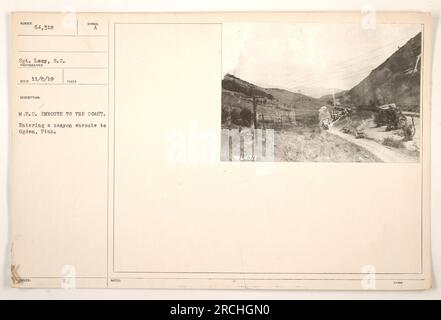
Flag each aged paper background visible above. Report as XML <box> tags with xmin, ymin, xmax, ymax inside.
<box><xmin>1</xmin><ymin>1</ymin><xmax>439</xmax><ymax>297</ymax></box>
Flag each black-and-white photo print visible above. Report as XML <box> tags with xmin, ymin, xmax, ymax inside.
<box><xmin>221</xmin><ymin>23</ymin><xmax>422</xmax><ymax>162</ymax></box>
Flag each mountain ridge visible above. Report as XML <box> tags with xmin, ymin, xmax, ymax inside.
<box><xmin>221</xmin><ymin>31</ymin><xmax>422</xmax><ymax>128</ymax></box>
<box><xmin>341</xmin><ymin>32</ymin><xmax>421</xmax><ymax>111</ymax></box>
<box><xmin>222</xmin><ymin>73</ymin><xmax>322</xmax><ymax>111</ymax></box>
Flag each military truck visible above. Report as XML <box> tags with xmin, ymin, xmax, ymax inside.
<box><xmin>375</xmin><ymin>103</ymin><xmax>416</xmax><ymax>141</ymax></box>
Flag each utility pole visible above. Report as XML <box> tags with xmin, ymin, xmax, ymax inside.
<box><xmin>252</xmin><ymin>95</ymin><xmax>258</xmax><ymax>129</ymax></box>
<box><xmin>251</xmin><ymin>89</ymin><xmax>266</xmax><ymax>129</ymax></box>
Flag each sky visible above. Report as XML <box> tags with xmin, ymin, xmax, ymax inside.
<box><xmin>222</xmin><ymin>23</ymin><xmax>422</xmax><ymax>94</ymax></box>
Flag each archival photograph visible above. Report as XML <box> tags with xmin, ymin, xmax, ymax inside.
<box><xmin>220</xmin><ymin>23</ymin><xmax>422</xmax><ymax>162</ymax></box>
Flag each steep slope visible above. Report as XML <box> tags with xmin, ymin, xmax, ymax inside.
<box><xmin>222</xmin><ymin>74</ymin><xmax>274</xmax><ymax>100</ymax></box>
<box><xmin>343</xmin><ymin>32</ymin><xmax>421</xmax><ymax>112</ymax></box>
<box><xmin>263</xmin><ymin>87</ymin><xmax>322</xmax><ymax>111</ymax></box>
<box><xmin>222</xmin><ymin>73</ymin><xmax>322</xmax><ymax>112</ymax></box>
<box><xmin>221</xmin><ymin>74</ymin><xmax>323</xmax><ymax>127</ymax></box>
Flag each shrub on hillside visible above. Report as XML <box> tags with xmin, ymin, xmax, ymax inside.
<box><xmin>240</xmin><ymin>108</ymin><xmax>253</xmax><ymax>127</ymax></box>
<box><xmin>231</xmin><ymin>108</ymin><xmax>242</xmax><ymax>126</ymax></box>
<box><xmin>221</xmin><ymin>108</ymin><xmax>229</xmax><ymax>124</ymax></box>
<box><xmin>382</xmin><ymin>136</ymin><xmax>404</xmax><ymax>148</ymax></box>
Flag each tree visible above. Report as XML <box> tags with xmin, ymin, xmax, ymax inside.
<box><xmin>231</xmin><ymin>108</ymin><xmax>241</xmax><ymax>125</ymax></box>
<box><xmin>240</xmin><ymin>108</ymin><xmax>253</xmax><ymax>127</ymax></box>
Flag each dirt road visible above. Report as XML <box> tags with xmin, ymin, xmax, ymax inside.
<box><xmin>328</xmin><ymin>126</ymin><xmax>417</xmax><ymax>163</ymax></box>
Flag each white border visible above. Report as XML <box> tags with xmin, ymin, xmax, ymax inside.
<box><xmin>1</xmin><ymin>0</ymin><xmax>440</xmax><ymax>299</ymax></box>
